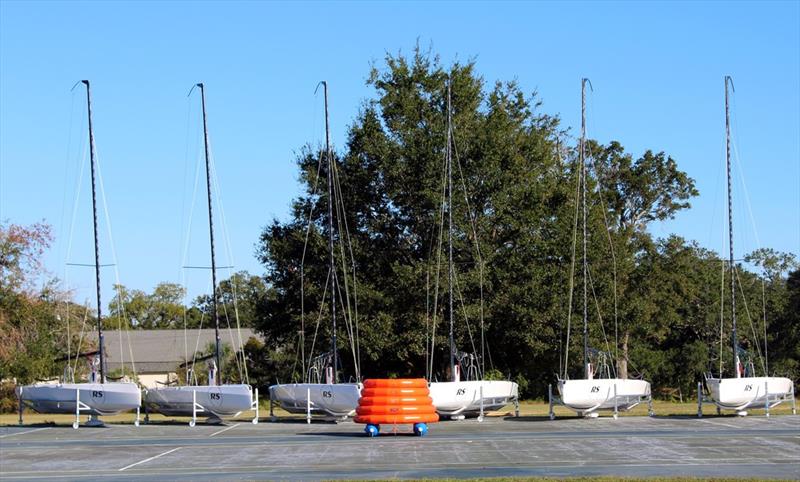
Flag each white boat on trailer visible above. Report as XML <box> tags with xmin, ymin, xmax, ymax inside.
<box><xmin>429</xmin><ymin>379</ymin><xmax>518</xmax><ymax>418</ymax></box>
<box><xmin>269</xmin><ymin>384</ymin><xmax>360</xmax><ymax>418</ymax></box>
<box><xmin>19</xmin><ymin>379</ymin><xmax>141</xmax><ymax>428</ymax></box>
<box><xmin>557</xmin><ymin>367</ymin><xmax>652</xmax><ymax>418</ymax></box>
<box><xmin>553</xmin><ymin>78</ymin><xmax>652</xmax><ymax>419</ymax></box>
<box><xmin>143</xmin><ymin>83</ymin><xmax>258</xmax><ymax>425</ymax></box>
<box><xmin>705</xmin><ymin>376</ymin><xmax>794</xmax><ymax>415</ymax></box>
<box><xmin>17</xmin><ymin>80</ymin><xmax>141</xmax><ymax>428</ymax></box>
<box><xmin>700</xmin><ymin>77</ymin><xmax>795</xmax><ymax>417</ymax></box>
<box><xmin>269</xmin><ymin>82</ymin><xmax>362</xmax><ymax>420</ymax></box>
<box><xmin>269</xmin><ymin>372</ymin><xmax>361</xmax><ymax>419</ymax></box>
<box><xmin>145</xmin><ymin>377</ymin><xmax>257</xmax><ymax>425</ymax></box>
<box><xmin>427</xmin><ymin>81</ymin><xmax>518</xmax><ymax>419</ymax></box>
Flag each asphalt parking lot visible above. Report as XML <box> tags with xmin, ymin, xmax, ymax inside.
<box><xmin>1</xmin><ymin>415</ymin><xmax>798</xmax><ymax>480</ymax></box>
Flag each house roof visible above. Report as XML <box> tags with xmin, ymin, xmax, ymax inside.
<box><xmin>86</xmin><ymin>328</ymin><xmax>261</xmax><ymax>373</ymax></box>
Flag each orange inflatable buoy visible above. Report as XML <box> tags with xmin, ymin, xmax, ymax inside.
<box><xmin>360</xmin><ymin>387</ymin><xmax>430</xmax><ymax>398</ymax></box>
<box><xmin>363</xmin><ymin>379</ymin><xmax>428</xmax><ymax>389</ymax></box>
<box><xmin>355</xmin><ymin>378</ymin><xmax>439</xmax><ymax>437</ymax></box>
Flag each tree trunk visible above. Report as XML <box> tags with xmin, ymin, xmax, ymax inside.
<box><xmin>618</xmin><ymin>330</ymin><xmax>629</xmax><ymax>379</ymax></box>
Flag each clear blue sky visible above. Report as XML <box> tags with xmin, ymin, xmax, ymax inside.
<box><xmin>1</xmin><ymin>1</ymin><xmax>798</xmax><ymax>304</ymax></box>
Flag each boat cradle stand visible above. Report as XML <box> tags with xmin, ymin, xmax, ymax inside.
<box><xmin>475</xmin><ymin>384</ymin><xmax>520</xmax><ymax>421</ymax></box>
<box><xmin>267</xmin><ymin>386</ymin><xmax>314</xmax><ymax>425</ymax></box>
<box><xmin>697</xmin><ymin>381</ymin><xmax>797</xmax><ymax>418</ymax></box>
<box><xmin>548</xmin><ymin>383</ymin><xmax>654</xmax><ymax>420</ymax></box>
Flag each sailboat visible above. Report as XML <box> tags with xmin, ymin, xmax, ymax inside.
<box><xmin>555</xmin><ymin>78</ymin><xmax>652</xmax><ymax>418</ymax></box>
<box><xmin>703</xmin><ymin>76</ymin><xmax>794</xmax><ymax>416</ymax></box>
<box><xmin>268</xmin><ymin>82</ymin><xmax>362</xmax><ymax>419</ymax></box>
<box><xmin>428</xmin><ymin>81</ymin><xmax>519</xmax><ymax>420</ymax></box>
<box><xmin>143</xmin><ymin>83</ymin><xmax>257</xmax><ymax>426</ymax></box>
<box><xmin>17</xmin><ymin>80</ymin><xmax>141</xmax><ymax>428</ymax></box>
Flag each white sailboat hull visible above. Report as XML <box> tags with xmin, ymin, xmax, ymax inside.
<box><xmin>17</xmin><ymin>382</ymin><xmax>141</xmax><ymax>415</ymax></box>
<box><xmin>144</xmin><ymin>384</ymin><xmax>253</xmax><ymax>418</ymax></box>
<box><xmin>269</xmin><ymin>383</ymin><xmax>361</xmax><ymax>417</ymax></box>
<box><xmin>706</xmin><ymin>376</ymin><xmax>794</xmax><ymax>411</ymax></box>
<box><xmin>429</xmin><ymin>380</ymin><xmax>518</xmax><ymax>417</ymax></box>
<box><xmin>558</xmin><ymin>378</ymin><xmax>651</xmax><ymax>413</ymax></box>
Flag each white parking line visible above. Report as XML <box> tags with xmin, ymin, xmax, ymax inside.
<box><xmin>0</xmin><ymin>427</ymin><xmax>51</xmax><ymax>439</ymax></box>
<box><xmin>118</xmin><ymin>447</ymin><xmax>181</xmax><ymax>472</ymax></box>
<box><xmin>209</xmin><ymin>423</ymin><xmax>240</xmax><ymax>437</ymax></box>
<box><xmin>699</xmin><ymin>418</ymin><xmax>746</xmax><ymax>429</ymax></box>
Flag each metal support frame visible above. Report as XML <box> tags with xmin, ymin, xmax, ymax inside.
<box><xmin>251</xmin><ymin>388</ymin><xmax>260</xmax><ymax>424</ymax></box>
<box><xmin>765</xmin><ymin>380</ymin><xmax>770</xmax><ymax>418</ymax></box>
<box><xmin>613</xmin><ymin>384</ymin><xmax>619</xmax><ymax>419</ymax></box>
<box><xmin>18</xmin><ymin>386</ymin><xmax>23</xmax><ymax>426</ymax></box>
<box><xmin>792</xmin><ymin>382</ymin><xmax>797</xmax><ymax>415</ymax></box>
<box><xmin>697</xmin><ymin>381</ymin><xmax>705</xmax><ymax>418</ymax></box>
<box><xmin>74</xmin><ymin>388</ymin><xmax>93</xmax><ymax>429</ymax></box>
<box><xmin>306</xmin><ymin>387</ymin><xmax>311</xmax><ymax>425</ymax></box>
<box><xmin>514</xmin><ymin>394</ymin><xmax>520</xmax><ymax>418</ymax></box>
<box><xmin>269</xmin><ymin>386</ymin><xmax>277</xmax><ymax>421</ymax></box>
<box><xmin>548</xmin><ymin>384</ymin><xmax>555</xmax><ymax>420</ymax></box>
<box><xmin>647</xmin><ymin>392</ymin><xmax>655</xmax><ymax>417</ymax></box>
<box><xmin>190</xmin><ymin>389</ymin><xmax>205</xmax><ymax>427</ymax></box>
<box><xmin>696</xmin><ymin>381</ymin><xmax>721</xmax><ymax>417</ymax></box>
<box><xmin>134</xmin><ymin>406</ymin><xmax>140</xmax><ymax>427</ymax></box>
<box><xmin>478</xmin><ymin>385</ymin><xmax>484</xmax><ymax>422</ymax></box>
<box><xmin>143</xmin><ymin>389</ymin><xmax>150</xmax><ymax>424</ymax></box>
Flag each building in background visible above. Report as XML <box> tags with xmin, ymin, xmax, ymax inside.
<box><xmin>88</xmin><ymin>329</ymin><xmax>261</xmax><ymax>388</ymax></box>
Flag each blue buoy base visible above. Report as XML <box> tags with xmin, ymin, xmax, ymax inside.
<box><xmin>413</xmin><ymin>422</ymin><xmax>428</xmax><ymax>436</ymax></box>
<box><xmin>365</xmin><ymin>424</ymin><xmax>380</xmax><ymax>437</ymax></box>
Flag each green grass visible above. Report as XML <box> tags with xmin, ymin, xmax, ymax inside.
<box><xmin>2</xmin><ymin>399</ymin><xmax>796</xmax><ymax>426</ymax></box>
<box><xmin>507</xmin><ymin>398</ymin><xmax>798</xmax><ymax>418</ymax></box>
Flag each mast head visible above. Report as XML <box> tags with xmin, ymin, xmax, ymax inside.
<box><xmin>315</xmin><ymin>80</ymin><xmax>327</xmax><ymax>95</ymax></box>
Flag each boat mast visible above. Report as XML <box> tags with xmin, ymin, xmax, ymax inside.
<box><xmin>725</xmin><ymin>75</ymin><xmax>739</xmax><ymax>378</ymax></box>
<box><xmin>197</xmin><ymin>83</ymin><xmax>221</xmax><ymax>385</ymax></box>
<box><xmin>83</xmin><ymin>80</ymin><xmax>106</xmax><ymax>384</ymax></box>
<box><xmin>447</xmin><ymin>81</ymin><xmax>456</xmax><ymax>382</ymax></box>
<box><xmin>581</xmin><ymin>78</ymin><xmax>590</xmax><ymax>379</ymax></box>
<box><xmin>321</xmin><ymin>81</ymin><xmax>338</xmax><ymax>384</ymax></box>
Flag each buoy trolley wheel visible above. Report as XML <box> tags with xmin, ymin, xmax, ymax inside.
<box><xmin>365</xmin><ymin>424</ymin><xmax>380</xmax><ymax>437</ymax></box>
<box><xmin>413</xmin><ymin>422</ymin><xmax>428</xmax><ymax>436</ymax></box>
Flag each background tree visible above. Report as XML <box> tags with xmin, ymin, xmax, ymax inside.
<box><xmin>109</xmin><ymin>282</ymin><xmax>196</xmax><ymax>329</ymax></box>
<box><xmin>252</xmin><ymin>46</ymin><xmax>796</xmax><ymax>399</ymax></box>
<box><xmin>0</xmin><ymin>222</ymin><xmax>77</xmax><ymax>411</ymax></box>
<box><xmin>587</xmin><ymin>140</ymin><xmax>699</xmax><ymax>378</ymax></box>
<box><xmin>3</xmin><ymin>49</ymin><xmax>796</xmax><ymax>404</ymax></box>
<box><xmin>193</xmin><ymin>271</ymin><xmax>267</xmax><ymax>328</ymax></box>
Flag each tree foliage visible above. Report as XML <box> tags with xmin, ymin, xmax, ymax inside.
<box><xmin>108</xmin><ymin>271</ymin><xmax>265</xmax><ymax>330</ymax></box>
<box><xmin>253</xmin><ymin>46</ymin><xmax>799</xmax><ymax>398</ymax></box>
<box><xmin>2</xmin><ymin>48</ymin><xmax>798</xmax><ymax>406</ymax></box>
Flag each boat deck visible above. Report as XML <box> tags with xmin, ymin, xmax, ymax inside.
<box><xmin>1</xmin><ymin>415</ymin><xmax>798</xmax><ymax>480</ymax></box>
